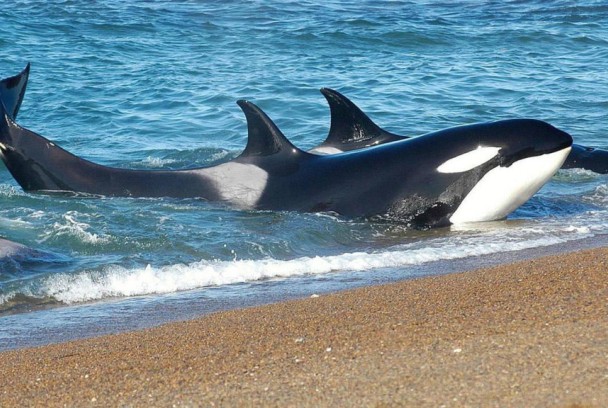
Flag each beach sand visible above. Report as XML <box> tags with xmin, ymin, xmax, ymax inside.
<box><xmin>1</xmin><ymin>247</ymin><xmax>607</xmax><ymax>407</ymax></box>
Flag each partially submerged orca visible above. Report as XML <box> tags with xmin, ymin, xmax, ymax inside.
<box><xmin>0</xmin><ymin>237</ymin><xmax>66</xmax><ymax>271</ymax></box>
<box><xmin>561</xmin><ymin>144</ymin><xmax>608</xmax><ymax>174</ymax></box>
<box><xmin>0</xmin><ymin>236</ymin><xmax>54</xmax><ymax>264</ymax></box>
<box><xmin>0</xmin><ymin>237</ymin><xmax>31</xmax><ymax>259</ymax></box>
<box><xmin>313</xmin><ymin>88</ymin><xmax>608</xmax><ymax>174</ymax></box>
<box><xmin>0</xmin><ymin>85</ymin><xmax>572</xmax><ymax>227</ymax></box>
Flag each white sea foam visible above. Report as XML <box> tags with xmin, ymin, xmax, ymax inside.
<box><xmin>562</xmin><ymin>225</ymin><xmax>591</xmax><ymax>234</ymax></box>
<box><xmin>0</xmin><ymin>293</ymin><xmax>15</xmax><ymax>306</ymax></box>
<box><xmin>209</xmin><ymin>150</ymin><xmax>231</xmax><ymax>162</ymax></box>
<box><xmin>0</xmin><ymin>184</ymin><xmax>25</xmax><ymax>198</ymax></box>
<box><xmin>141</xmin><ymin>156</ymin><xmax>177</xmax><ymax>168</ymax></box>
<box><xmin>556</xmin><ymin>168</ymin><xmax>600</xmax><ymax>181</ymax></box>
<box><xmin>24</xmin><ymin>226</ymin><xmax>591</xmax><ymax>305</ymax></box>
<box><xmin>0</xmin><ymin>216</ymin><xmax>32</xmax><ymax>229</ymax></box>
<box><xmin>584</xmin><ymin>184</ymin><xmax>608</xmax><ymax>203</ymax></box>
<box><xmin>43</xmin><ymin>212</ymin><xmax>110</xmax><ymax>245</ymax></box>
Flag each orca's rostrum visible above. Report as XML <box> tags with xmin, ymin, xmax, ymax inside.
<box><xmin>0</xmin><ymin>99</ymin><xmax>571</xmax><ymax>228</ymax></box>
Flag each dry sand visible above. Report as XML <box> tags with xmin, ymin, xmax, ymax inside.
<box><xmin>1</xmin><ymin>247</ymin><xmax>607</xmax><ymax>407</ymax></box>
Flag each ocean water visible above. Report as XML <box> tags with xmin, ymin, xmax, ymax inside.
<box><xmin>1</xmin><ymin>0</ymin><xmax>608</xmax><ymax>350</ymax></box>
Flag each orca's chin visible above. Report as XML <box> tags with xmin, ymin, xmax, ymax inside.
<box><xmin>449</xmin><ymin>146</ymin><xmax>572</xmax><ymax>224</ymax></box>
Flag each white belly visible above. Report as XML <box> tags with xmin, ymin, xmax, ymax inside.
<box><xmin>449</xmin><ymin>146</ymin><xmax>572</xmax><ymax>224</ymax></box>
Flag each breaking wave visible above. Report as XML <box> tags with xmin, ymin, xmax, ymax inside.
<box><xmin>0</xmin><ymin>223</ymin><xmax>593</xmax><ymax>306</ymax></box>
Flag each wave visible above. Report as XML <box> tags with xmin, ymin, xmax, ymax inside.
<box><xmin>41</xmin><ymin>212</ymin><xmax>111</xmax><ymax>245</ymax></box>
<box><xmin>0</xmin><ymin>224</ymin><xmax>592</xmax><ymax>307</ymax></box>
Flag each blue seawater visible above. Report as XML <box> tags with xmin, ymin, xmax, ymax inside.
<box><xmin>1</xmin><ymin>1</ymin><xmax>608</xmax><ymax>349</ymax></box>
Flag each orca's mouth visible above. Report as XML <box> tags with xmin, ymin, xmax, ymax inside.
<box><xmin>500</xmin><ymin>147</ymin><xmax>541</xmax><ymax>167</ymax></box>
<box><xmin>500</xmin><ymin>142</ymin><xmax>573</xmax><ymax>168</ymax></box>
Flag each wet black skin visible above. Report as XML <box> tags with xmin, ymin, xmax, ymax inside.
<box><xmin>0</xmin><ymin>63</ymin><xmax>29</xmax><ymax>120</ymax></box>
<box><xmin>0</xmin><ymin>95</ymin><xmax>572</xmax><ymax>228</ymax></box>
<box><xmin>251</xmin><ymin>117</ymin><xmax>572</xmax><ymax>227</ymax></box>
<box><xmin>0</xmin><ymin>65</ymin><xmax>574</xmax><ymax>227</ymax></box>
<box><xmin>0</xmin><ymin>112</ymin><xmax>222</xmax><ymax>199</ymax></box>
<box><xmin>561</xmin><ymin>144</ymin><xmax>608</xmax><ymax>174</ymax></box>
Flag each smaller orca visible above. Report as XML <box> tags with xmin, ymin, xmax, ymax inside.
<box><xmin>0</xmin><ymin>63</ymin><xmax>30</xmax><ymax>120</ymax></box>
<box><xmin>561</xmin><ymin>144</ymin><xmax>608</xmax><ymax>174</ymax></box>
<box><xmin>309</xmin><ymin>88</ymin><xmax>403</xmax><ymax>154</ymax></box>
<box><xmin>0</xmin><ymin>236</ymin><xmax>55</xmax><ymax>264</ymax></box>
<box><xmin>0</xmin><ymin>236</ymin><xmax>67</xmax><ymax>273</ymax></box>
<box><xmin>0</xmin><ymin>237</ymin><xmax>31</xmax><ymax>259</ymax></box>
<box><xmin>314</xmin><ymin>88</ymin><xmax>608</xmax><ymax>174</ymax></box>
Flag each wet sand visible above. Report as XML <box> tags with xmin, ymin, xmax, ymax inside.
<box><xmin>1</xmin><ymin>247</ymin><xmax>607</xmax><ymax>407</ymax></box>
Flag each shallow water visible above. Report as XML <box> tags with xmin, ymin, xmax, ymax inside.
<box><xmin>1</xmin><ymin>1</ymin><xmax>608</xmax><ymax>350</ymax></box>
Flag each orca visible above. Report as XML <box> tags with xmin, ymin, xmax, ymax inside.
<box><xmin>0</xmin><ymin>237</ymin><xmax>66</xmax><ymax>272</ymax></box>
<box><xmin>0</xmin><ymin>237</ymin><xmax>51</xmax><ymax>264</ymax></box>
<box><xmin>0</xmin><ymin>63</ymin><xmax>30</xmax><ymax>120</ymax></box>
<box><xmin>561</xmin><ymin>144</ymin><xmax>608</xmax><ymax>174</ymax></box>
<box><xmin>314</xmin><ymin>88</ymin><xmax>608</xmax><ymax>174</ymax></box>
<box><xmin>0</xmin><ymin>237</ymin><xmax>30</xmax><ymax>259</ymax></box>
<box><xmin>0</xmin><ymin>92</ymin><xmax>572</xmax><ymax>228</ymax></box>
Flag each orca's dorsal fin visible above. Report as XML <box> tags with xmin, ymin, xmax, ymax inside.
<box><xmin>318</xmin><ymin>88</ymin><xmax>405</xmax><ymax>151</ymax></box>
<box><xmin>237</xmin><ymin>100</ymin><xmax>304</xmax><ymax>157</ymax></box>
<box><xmin>0</xmin><ymin>63</ymin><xmax>30</xmax><ymax>120</ymax></box>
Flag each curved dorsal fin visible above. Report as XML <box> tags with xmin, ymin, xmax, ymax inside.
<box><xmin>318</xmin><ymin>88</ymin><xmax>405</xmax><ymax>151</ymax></box>
<box><xmin>237</xmin><ymin>100</ymin><xmax>304</xmax><ymax>157</ymax></box>
<box><xmin>0</xmin><ymin>63</ymin><xmax>30</xmax><ymax>120</ymax></box>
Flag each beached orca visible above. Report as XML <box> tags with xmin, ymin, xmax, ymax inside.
<box><xmin>0</xmin><ymin>63</ymin><xmax>29</xmax><ymax>120</ymax></box>
<box><xmin>314</xmin><ymin>88</ymin><xmax>608</xmax><ymax>174</ymax></box>
<box><xmin>0</xmin><ymin>91</ymin><xmax>572</xmax><ymax>227</ymax></box>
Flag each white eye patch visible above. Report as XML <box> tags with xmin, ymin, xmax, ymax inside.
<box><xmin>437</xmin><ymin>146</ymin><xmax>501</xmax><ymax>174</ymax></box>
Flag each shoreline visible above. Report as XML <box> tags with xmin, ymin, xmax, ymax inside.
<box><xmin>4</xmin><ymin>232</ymin><xmax>608</xmax><ymax>352</ymax></box>
<box><xmin>1</xmin><ymin>247</ymin><xmax>607</xmax><ymax>406</ymax></box>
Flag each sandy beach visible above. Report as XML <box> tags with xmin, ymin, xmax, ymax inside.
<box><xmin>1</xmin><ymin>247</ymin><xmax>607</xmax><ymax>407</ymax></box>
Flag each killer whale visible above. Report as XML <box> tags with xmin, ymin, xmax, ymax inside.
<box><xmin>561</xmin><ymin>144</ymin><xmax>608</xmax><ymax>174</ymax></box>
<box><xmin>0</xmin><ymin>237</ymin><xmax>31</xmax><ymax>259</ymax></box>
<box><xmin>0</xmin><ymin>236</ymin><xmax>53</xmax><ymax>264</ymax></box>
<box><xmin>0</xmin><ymin>237</ymin><xmax>67</xmax><ymax>271</ymax></box>
<box><xmin>0</xmin><ymin>90</ymin><xmax>572</xmax><ymax>227</ymax></box>
<box><xmin>314</xmin><ymin>88</ymin><xmax>608</xmax><ymax>174</ymax></box>
<box><xmin>0</xmin><ymin>236</ymin><xmax>42</xmax><ymax>273</ymax></box>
